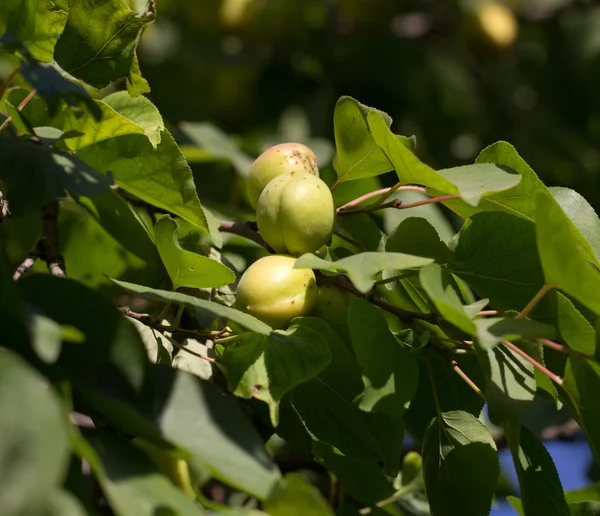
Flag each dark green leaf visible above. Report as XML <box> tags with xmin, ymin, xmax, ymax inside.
<box><xmin>0</xmin><ymin>351</ymin><xmax>70</xmax><ymax>516</ymax></box>
<box><xmin>338</xmin><ymin>213</ymin><xmax>385</xmax><ymax>252</ymax></box>
<box><xmin>111</xmin><ymin>278</ymin><xmax>272</xmax><ymax>334</ymax></box>
<box><xmin>76</xmin><ymin>130</ymin><xmax>209</xmax><ymax>231</ymax></box>
<box><xmin>263</xmin><ymin>473</ymin><xmax>335</xmax><ymax>516</ymax></box>
<box><xmin>536</xmin><ymin>191</ymin><xmax>600</xmax><ymax>315</ymax></box>
<box><xmin>504</xmin><ymin>419</ymin><xmax>570</xmax><ymax>516</ymax></box>
<box><xmin>422</xmin><ymin>411</ymin><xmax>499</xmax><ymax>516</ymax></box>
<box><xmin>475</xmin><ymin>317</ymin><xmax>556</xmax><ymax>351</ymax></box>
<box><xmin>222</xmin><ymin>317</ymin><xmax>332</xmax><ymax>425</ymax></box>
<box><xmin>79</xmin><ymin>429</ymin><xmax>205</xmax><ymax>515</ymax></box>
<box><xmin>348</xmin><ymin>299</ymin><xmax>419</xmax><ymax>416</ymax></box>
<box><xmin>386</xmin><ymin>217</ymin><xmax>453</xmax><ymax>262</ymax></box>
<box><xmin>451</xmin><ymin>212</ymin><xmax>544</xmax><ymax>312</ymax></box>
<box><xmin>419</xmin><ymin>263</ymin><xmax>475</xmax><ymax>334</ymax></box>
<box><xmin>0</xmin><ymin>137</ymin><xmax>112</xmax><ymax>216</ymax></box>
<box><xmin>155</xmin><ymin>215</ymin><xmax>234</xmax><ymax>289</ymax></box>
<box><xmin>294</xmin><ymin>252</ymin><xmax>432</xmax><ymax>293</ymax></box>
<box><xmin>564</xmin><ymin>357</ymin><xmax>600</xmax><ymax>467</ymax></box>
<box><xmin>0</xmin><ymin>0</ymin><xmax>68</xmax><ymax>61</ymax></box>
<box><xmin>54</xmin><ymin>0</ymin><xmax>155</xmax><ymax>90</ymax></box>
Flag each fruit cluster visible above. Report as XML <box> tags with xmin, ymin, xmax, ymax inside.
<box><xmin>236</xmin><ymin>143</ymin><xmax>345</xmax><ymax>329</ymax></box>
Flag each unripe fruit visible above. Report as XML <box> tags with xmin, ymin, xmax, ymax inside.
<box><xmin>257</xmin><ymin>171</ymin><xmax>335</xmax><ymax>256</ymax></box>
<box><xmin>247</xmin><ymin>143</ymin><xmax>318</xmax><ymax>209</ymax></box>
<box><xmin>473</xmin><ymin>2</ymin><xmax>518</xmax><ymax>49</ymax></box>
<box><xmin>312</xmin><ymin>284</ymin><xmax>351</xmax><ymax>339</ymax></box>
<box><xmin>236</xmin><ymin>255</ymin><xmax>318</xmax><ymax>328</ymax></box>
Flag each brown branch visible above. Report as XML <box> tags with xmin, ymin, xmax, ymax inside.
<box><xmin>219</xmin><ymin>220</ymin><xmax>269</xmax><ymax>249</ymax></box>
<box><xmin>13</xmin><ymin>251</ymin><xmax>38</xmax><ymax>280</ymax></box>
<box><xmin>337</xmin><ymin>193</ymin><xmax>460</xmax><ymax>216</ymax></box>
<box><xmin>336</xmin><ymin>185</ymin><xmax>427</xmax><ymax>212</ymax></box>
<box><xmin>39</xmin><ymin>201</ymin><xmax>66</xmax><ymax>278</ymax></box>
<box><xmin>538</xmin><ymin>338</ymin><xmax>596</xmax><ymax>360</ymax></box>
<box><xmin>0</xmin><ymin>88</ymin><xmax>37</xmax><ymax>133</ymax></box>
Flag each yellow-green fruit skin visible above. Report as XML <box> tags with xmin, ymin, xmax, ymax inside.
<box><xmin>257</xmin><ymin>171</ymin><xmax>335</xmax><ymax>256</ymax></box>
<box><xmin>313</xmin><ymin>284</ymin><xmax>351</xmax><ymax>339</ymax></box>
<box><xmin>473</xmin><ymin>2</ymin><xmax>518</xmax><ymax>49</ymax></box>
<box><xmin>247</xmin><ymin>143</ymin><xmax>318</xmax><ymax>209</ymax></box>
<box><xmin>236</xmin><ymin>255</ymin><xmax>318</xmax><ymax>328</ymax></box>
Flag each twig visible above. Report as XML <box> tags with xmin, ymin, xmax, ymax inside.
<box><xmin>516</xmin><ymin>284</ymin><xmax>553</xmax><ymax>319</ymax></box>
<box><xmin>12</xmin><ymin>251</ymin><xmax>38</xmax><ymax>280</ymax></box>
<box><xmin>166</xmin><ymin>333</ymin><xmax>215</xmax><ymax>363</ymax></box>
<box><xmin>119</xmin><ymin>306</ymin><xmax>151</xmax><ymax>322</ymax></box>
<box><xmin>0</xmin><ymin>190</ymin><xmax>10</xmax><ymax>221</ymax></box>
<box><xmin>219</xmin><ymin>220</ymin><xmax>269</xmax><ymax>249</ymax></box>
<box><xmin>338</xmin><ymin>193</ymin><xmax>460</xmax><ymax>216</ymax></box>
<box><xmin>336</xmin><ymin>185</ymin><xmax>427</xmax><ymax>211</ymax></box>
<box><xmin>321</xmin><ymin>273</ymin><xmax>437</xmax><ymax>323</ymax></box>
<box><xmin>39</xmin><ymin>201</ymin><xmax>66</xmax><ymax>278</ymax></box>
<box><xmin>432</xmin><ymin>341</ymin><xmax>485</xmax><ymax>400</ymax></box>
<box><xmin>0</xmin><ymin>66</ymin><xmax>21</xmax><ymax>99</ymax></box>
<box><xmin>0</xmin><ymin>88</ymin><xmax>37</xmax><ymax>132</ymax></box>
<box><xmin>477</xmin><ymin>310</ymin><xmax>500</xmax><ymax>316</ymax></box>
<box><xmin>503</xmin><ymin>340</ymin><xmax>563</xmax><ymax>386</ymax></box>
<box><xmin>538</xmin><ymin>338</ymin><xmax>595</xmax><ymax>360</ymax></box>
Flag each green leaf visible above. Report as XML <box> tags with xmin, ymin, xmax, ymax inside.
<box><xmin>28</xmin><ymin>308</ymin><xmax>63</xmax><ymax>364</ymax></box>
<box><xmin>127</xmin><ymin>317</ymin><xmax>173</xmax><ymax>365</ymax></box>
<box><xmin>504</xmin><ymin>419</ymin><xmax>570</xmax><ymax>516</ymax></box>
<box><xmin>19</xmin><ymin>62</ymin><xmax>102</xmax><ymax>120</ymax></box>
<box><xmin>475</xmin><ymin>317</ymin><xmax>556</xmax><ymax>351</ymax></box>
<box><xmin>419</xmin><ymin>264</ymin><xmax>476</xmax><ymax>334</ymax></box>
<box><xmin>0</xmin><ymin>352</ymin><xmax>70</xmax><ymax>516</ymax></box>
<box><xmin>570</xmin><ymin>502</ymin><xmax>600</xmax><ymax>516</ymax></box>
<box><xmin>179</xmin><ymin>122</ymin><xmax>253</xmax><ymax>177</ymax></box>
<box><xmin>564</xmin><ymin>357</ymin><xmax>600</xmax><ymax>467</ymax></box>
<box><xmin>111</xmin><ymin>278</ymin><xmax>272</xmax><ymax>334</ymax></box>
<box><xmin>314</xmin><ymin>443</ymin><xmax>395</xmax><ymax>505</ymax></box>
<box><xmin>386</xmin><ymin>217</ymin><xmax>453</xmax><ymax>262</ymax></box>
<box><xmin>294</xmin><ymin>252</ymin><xmax>433</xmax><ymax>293</ymax></box>
<box><xmin>422</xmin><ymin>411</ymin><xmax>499</xmax><ymax>516</ymax></box>
<box><xmin>171</xmin><ymin>338</ymin><xmax>212</xmax><ymax>380</ymax></box>
<box><xmin>76</xmin><ymin>130</ymin><xmax>209</xmax><ymax>231</ymax></box>
<box><xmin>451</xmin><ymin>212</ymin><xmax>544</xmax><ymax>312</ymax></box>
<box><xmin>0</xmin><ymin>0</ymin><xmax>68</xmax><ymax>62</ymax></box>
<box><xmin>536</xmin><ymin>191</ymin><xmax>600</xmax><ymax>315</ymax></box>
<box><xmin>337</xmin><ymin>213</ymin><xmax>385</xmax><ymax>252</ymax></box>
<box><xmin>54</xmin><ymin>0</ymin><xmax>155</xmax><ymax>89</ymax></box>
<box><xmin>368</xmin><ymin>113</ymin><xmax>520</xmax><ymax>206</ymax></box>
<box><xmin>476</xmin><ymin>343</ymin><xmax>537</xmax><ymax>423</ymax></box>
<box><xmin>554</xmin><ymin>293</ymin><xmax>596</xmax><ymax>356</ymax></box>
<box><xmin>222</xmin><ymin>317</ymin><xmax>332</xmax><ymax>425</ymax></box>
<box><xmin>43</xmin><ymin>490</ymin><xmax>87</xmax><ymax>516</ymax></box>
<box><xmin>154</xmin><ymin>215</ymin><xmax>234</xmax><ymax>290</ymax></box>
<box><xmin>0</xmin><ymin>137</ymin><xmax>112</xmax><ymax>216</ymax></box>
<box><xmin>263</xmin><ymin>473</ymin><xmax>335</xmax><ymax>516</ymax></box>
<box><xmin>78</xmin><ymin>429</ymin><xmax>205</xmax><ymax>516</ymax></box>
<box><xmin>348</xmin><ymin>299</ymin><xmax>419</xmax><ymax>416</ymax></box>
<box><xmin>332</xmin><ymin>96</ymin><xmax>409</xmax><ymax>183</ymax></box>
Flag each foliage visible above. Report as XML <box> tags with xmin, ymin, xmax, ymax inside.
<box><xmin>1</xmin><ymin>2</ymin><xmax>600</xmax><ymax>516</ymax></box>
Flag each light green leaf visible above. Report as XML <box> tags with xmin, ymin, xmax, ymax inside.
<box><xmin>368</xmin><ymin>113</ymin><xmax>520</xmax><ymax>206</ymax></box>
<box><xmin>179</xmin><ymin>122</ymin><xmax>253</xmax><ymax>177</ymax></box>
<box><xmin>565</xmin><ymin>482</ymin><xmax>600</xmax><ymax>503</ymax></box>
<box><xmin>126</xmin><ymin>317</ymin><xmax>173</xmax><ymax>365</ymax></box>
<box><xmin>570</xmin><ymin>501</ymin><xmax>600</xmax><ymax>516</ymax></box>
<box><xmin>504</xmin><ymin>419</ymin><xmax>570</xmax><ymax>516</ymax></box>
<box><xmin>422</xmin><ymin>411</ymin><xmax>499</xmax><ymax>516</ymax></box>
<box><xmin>294</xmin><ymin>252</ymin><xmax>433</xmax><ymax>293</ymax></box>
<box><xmin>419</xmin><ymin>263</ymin><xmax>475</xmax><ymax>334</ymax></box>
<box><xmin>332</xmin><ymin>96</ymin><xmax>410</xmax><ymax>183</ymax></box>
<box><xmin>564</xmin><ymin>357</ymin><xmax>600</xmax><ymax>467</ymax></box>
<box><xmin>78</xmin><ymin>429</ymin><xmax>206</xmax><ymax>516</ymax></box>
<box><xmin>44</xmin><ymin>490</ymin><xmax>87</xmax><ymax>516</ymax></box>
<box><xmin>0</xmin><ymin>0</ymin><xmax>68</xmax><ymax>62</ymax></box>
<box><xmin>554</xmin><ymin>292</ymin><xmax>596</xmax><ymax>356</ymax></box>
<box><xmin>263</xmin><ymin>474</ymin><xmax>335</xmax><ymax>516</ymax></box>
<box><xmin>76</xmin><ymin>129</ymin><xmax>209</xmax><ymax>231</ymax></box>
<box><xmin>54</xmin><ymin>0</ymin><xmax>155</xmax><ymax>89</ymax></box>
<box><xmin>451</xmin><ymin>212</ymin><xmax>544</xmax><ymax>312</ymax></box>
<box><xmin>154</xmin><ymin>215</ymin><xmax>234</xmax><ymax>290</ymax></box>
<box><xmin>222</xmin><ymin>317</ymin><xmax>332</xmax><ymax>425</ymax></box>
<box><xmin>348</xmin><ymin>299</ymin><xmax>419</xmax><ymax>415</ymax></box>
<box><xmin>111</xmin><ymin>278</ymin><xmax>272</xmax><ymax>335</ymax></box>
<box><xmin>28</xmin><ymin>308</ymin><xmax>63</xmax><ymax>364</ymax></box>
<box><xmin>171</xmin><ymin>338</ymin><xmax>212</xmax><ymax>380</ymax></box>
<box><xmin>536</xmin><ymin>191</ymin><xmax>600</xmax><ymax>315</ymax></box>
<box><xmin>475</xmin><ymin>317</ymin><xmax>556</xmax><ymax>351</ymax></box>
<box><xmin>0</xmin><ymin>352</ymin><xmax>70</xmax><ymax>516</ymax></box>
<box><xmin>0</xmin><ymin>137</ymin><xmax>112</xmax><ymax>216</ymax></box>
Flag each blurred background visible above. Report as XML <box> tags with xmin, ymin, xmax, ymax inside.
<box><xmin>132</xmin><ymin>1</ymin><xmax>599</xmax><ymax>514</ymax></box>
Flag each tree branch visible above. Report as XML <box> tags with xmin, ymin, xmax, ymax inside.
<box><xmin>0</xmin><ymin>190</ymin><xmax>10</xmax><ymax>222</ymax></box>
<box><xmin>337</xmin><ymin>193</ymin><xmax>460</xmax><ymax>216</ymax></box>
<box><xmin>39</xmin><ymin>201</ymin><xmax>66</xmax><ymax>278</ymax></box>
<box><xmin>219</xmin><ymin>220</ymin><xmax>269</xmax><ymax>249</ymax></box>
<box><xmin>13</xmin><ymin>251</ymin><xmax>38</xmax><ymax>281</ymax></box>
<box><xmin>336</xmin><ymin>185</ymin><xmax>427</xmax><ymax>212</ymax></box>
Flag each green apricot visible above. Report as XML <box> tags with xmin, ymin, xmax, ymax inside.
<box><xmin>246</xmin><ymin>142</ymin><xmax>318</xmax><ymax>209</ymax></box>
<box><xmin>312</xmin><ymin>284</ymin><xmax>351</xmax><ymax>339</ymax></box>
<box><xmin>236</xmin><ymin>255</ymin><xmax>318</xmax><ymax>328</ymax></box>
<box><xmin>257</xmin><ymin>171</ymin><xmax>335</xmax><ymax>256</ymax></box>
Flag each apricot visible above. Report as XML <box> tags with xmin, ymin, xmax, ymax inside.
<box><xmin>246</xmin><ymin>143</ymin><xmax>318</xmax><ymax>209</ymax></box>
<box><xmin>236</xmin><ymin>255</ymin><xmax>318</xmax><ymax>328</ymax></box>
<box><xmin>256</xmin><ymin>171</ymin><xmax>334</xmax><ymax>256</ymax></box>
<box><xmin>473</xmin><ymin>2</ymin><xmax>518</xmax><ymax>49</ymax></box>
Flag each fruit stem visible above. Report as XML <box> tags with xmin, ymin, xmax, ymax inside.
<box><xmin>337</xmin><ymin>185</ymin><xmax>426</xmax><ymax>211</ymax></box>
<box><xmin>503</xmin><ymin>340</ymin><xmax>563</xmax><ymax>386</ymax></box>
